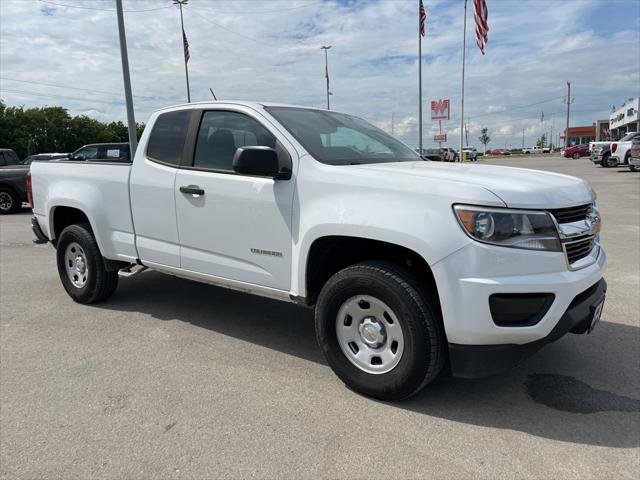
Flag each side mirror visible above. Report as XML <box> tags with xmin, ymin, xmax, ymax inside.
<box><xmin>232</xmin><ymin>146</ymin><xmax>284</xmax><ymax>178</ymax></box>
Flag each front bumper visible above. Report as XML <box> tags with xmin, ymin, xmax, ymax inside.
<box><xmin>448</xmin><ymin>278</ymin><xmax>606</xmax><ymax>378</ymax></box>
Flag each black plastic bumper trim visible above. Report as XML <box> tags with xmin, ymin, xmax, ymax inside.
<box><xmin>31</xmin><ymin>216</ymin><xmax>49</xmax><ymax>244</ymax></box>
<box><xmin>448</xmin><ymin>278</ymin><xmax>607</xmax><ymax>379</ymax></box>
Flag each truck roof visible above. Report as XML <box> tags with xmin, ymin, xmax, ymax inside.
<box><xmin>154</xmin><ymin>100</ymin><xmax>329</xmax><ymax>114</ymax></box>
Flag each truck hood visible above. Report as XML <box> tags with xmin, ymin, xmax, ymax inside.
<box><xmin>352</xmin><ymin>161</ymin><xmax>595</xmax><ymax>209</ymax></box>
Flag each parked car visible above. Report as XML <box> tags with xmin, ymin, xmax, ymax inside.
<box><xmin>489</xmin><ymin>149</ymin><xmax>511</xmax><ymax>156</ymax></box>
<box><xmin>628</xmin><ymin>137</ymin><xmax>640</xmax><ymax>172</ymax></box>
<box><xmin>592</xmin><ymin>144</ymin><xmax>613</xmax><ymax>167</ymax></box>
<box><xmin>0</xmin><ymin>148</ymin><xmax>29</xmax><ymax>214</ymax></box>
<box><xmin>30</xmin><ymin>101</ymin><xmax>606</xmax><ymax>401</ymax></box>
<box><xmin>70</xmin><ymin>143</ymin><xmax>130</xmax><ymax>163</ymax></box>
<box><xmin>610</xmin><ymin>132</ymin><xmax>640</xmax><ymax>167</ymax></box>
<box><xmin>589</xmin><ymin>141</ymin><xmax>611</xmax><ymax>166</ymax></box>
<box><xmin>420</xmin><ymin>148</ymin><xmax>445</xmax><ymax>161</ymax></box>
<box><xmin>563</xmin><ymin>144</ymin><xmax>590</xmax><ymax>159</ymax></box>
<box><xmin>22</xmin><ymin>153</ymin><xmax>69</xmax><ymax>165</ymax></box>
<box><xmin>459</xmin><ymin>147</ymin><xmax>478</xmax><ymax>161</ymax></box>
<box><xmin>522</xmin><ymin>146</ymin><xmax>542</xmax><ymax>154</ymax></box>
<box><xmin>441</xmin><ymin>147</ymin><xmax>458</xmax><ymax>162</ymax></box>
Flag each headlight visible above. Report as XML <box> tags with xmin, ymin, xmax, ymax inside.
<box><xmin>453</xmin><ymin>205</ymin><xmax>561</xmax><ymax>251</ymax></box>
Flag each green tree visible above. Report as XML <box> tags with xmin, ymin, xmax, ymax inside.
<box><xmin>536</xmin><ymin>134</ymin><xmax>547</xmax><ymax>148</ymax></box>
<box><xmin>478</xmin><ymin>127</ymin><xmax>491</xmax><ymax>153</ymax></box>
<box><xmin>0</xmin><ymin>100</ymin><xmax>145</xmax><ymax>159</ymax></box>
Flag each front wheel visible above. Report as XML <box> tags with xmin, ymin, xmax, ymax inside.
<box><xmin>56</xmin><ymin>223</ymin><xmax>118</xmax><ymax>304</ymax></box>
<box><xmin>604</xmin><ymin>155</ymin><xmax>618</xmax><ymax>168</ymax></box>
<box><xmin>630</xmin><ymin>164</ymin><xmax>639</xmax><ymax>172</ymax></box>
<box><xmin>572</xmin><ymin>153</ymin><xmax>580</xmax><ymax>159</ymax></box>
<box><xmin>315</xmin><ymin>261</ymin><xmax>446</xmax><ymax>401</ymax></box>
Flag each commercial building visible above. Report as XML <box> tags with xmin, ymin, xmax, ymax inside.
<box><xmin>609</xmin><ymin>97</ymin><xmax>639</xmax><ymax>139</ymax></box>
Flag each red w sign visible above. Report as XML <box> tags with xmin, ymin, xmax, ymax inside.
<box><xmin>431</xmin><ymin>99</ymin><xmax>450</xmax><ymax>121</ymax></box>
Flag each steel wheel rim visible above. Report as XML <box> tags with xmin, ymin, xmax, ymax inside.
<box><xmin>64</xmin><ymin>242</ymin><xmax>89</xmax><ymax>288</ymax></box>
<box><xmin>0</xmin><ymin>192</ymin><xmax>12</xmax><ymax>211</ymax></box>
<box><xmin>335</xmin><ymin>295</ymin><xmax>404</xmax><ymax>374</ymax></box>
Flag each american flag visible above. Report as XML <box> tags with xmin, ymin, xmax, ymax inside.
<box><xmin>182</xmin><ymin>28</ymin><xmax>190</xmax><ymax>63</ymax></box>
<box><xmin>419</xmin><ymin>0</ymin><xmax>426</xmax><ymax>37</ymax></box>
<box><xmin>473</xmin><ymin>0</ymin><xmax>489</xmax><ymax>54</ymax></box>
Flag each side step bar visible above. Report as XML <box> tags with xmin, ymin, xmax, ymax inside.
<box><xmin>118</xmin><ymin>264</ymin><xmax>148</xmax><ymax>278</ymax></box>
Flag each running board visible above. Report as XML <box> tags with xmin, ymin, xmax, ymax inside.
<box><xmin>118</xmin><ymin>264</ymin><xmax>148</xmax><ymax>278</ymax></box>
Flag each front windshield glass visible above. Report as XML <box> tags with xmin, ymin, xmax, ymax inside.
<box><xmin>265</xmin><ymin>107</ymin><xmax>421</xmax><ymax>165</ymax></box>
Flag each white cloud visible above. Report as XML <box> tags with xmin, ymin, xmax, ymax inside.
<box><xmin>0</xmin><ymin>0</ymin><xmax>638</xmax><ymax>149</ymax></box>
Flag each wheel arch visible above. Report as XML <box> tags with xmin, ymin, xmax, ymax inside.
<box><xmin>302</xmin><ymin>234</ymin><xmax>440</xmax><ymax>308</ymax></box>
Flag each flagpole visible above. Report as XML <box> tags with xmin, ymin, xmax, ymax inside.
<box><xmin>418</xmin><ymin>2</ymin><xmax>423</xmax><ymax>154</ymax></box>
<box><xmin>460</xmin><ymin>0</ymin><xmax>467</xmax><ymax>162</ymax></box>
<box><xmin>115</xmin><ymin>0</ymin><xmax>137</xmax><ymax>156</ymax></box>
<box><xmin>175</xmin><ymin>0</ymin><xmax>191</xmax><ymax>103</ymax></box>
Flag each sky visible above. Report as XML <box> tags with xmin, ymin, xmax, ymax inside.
<box><xmin>1</xmin><ymin>0</ymin><xmax>639</xmax><ymax>149</ymax></box>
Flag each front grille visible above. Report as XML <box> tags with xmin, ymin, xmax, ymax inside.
<box><xmin>547</xmin><ymin>203</ymin><xmax>592</xmax><ymax>224</ymax></box>
<box><xmin>564</xmin><ymin>235</ymin><xmax>596</xmax><ymax>264</ymax></box>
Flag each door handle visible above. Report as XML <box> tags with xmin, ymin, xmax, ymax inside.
<box><xmin>180</xmin><ymin>185</ymin><xmax>205</xmax><ymax>196</ymax></box>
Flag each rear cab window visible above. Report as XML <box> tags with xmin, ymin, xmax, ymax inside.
<box><xmin>146</xmin><ymin>110</ymin><xmax>192</xmax><ymax>166</ymax></box>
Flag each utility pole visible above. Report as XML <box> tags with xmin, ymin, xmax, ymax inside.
<box><xmin>391</xmin><ymin>112</ymin><xmax>395</xmax><ymax>136</ymax></box>
<box><xmin>459</xmin><ymin>0</ymin><xmax>468</xmax><ymax>161</ymax></box>
<box><xmin>174</xmin><ymin>0</ymin><xmax>191</xmax><ymax>103</ymax></box>
<box><xmin>115</xmin><ymin>0</ymin><xmax>137</xmax><ymax>156</ymax></box>
<box><xmin>564</xmin><ymin>81</ymin><xmax>574</xmax><ymax>148</ymax></box>
<box><xmin>522</xmin><ymin>128</ymin><xmax>525</xmax><ymax>149</ymax></box>
<box><xmin>465</xmin><ymin>122</ymin><xmax>469</xmax><ymax>147</ymax></box>
<box><xmin>321</xmin><ymin>46</ymin><xmax>332</xmax><ymax>110</ymax></box>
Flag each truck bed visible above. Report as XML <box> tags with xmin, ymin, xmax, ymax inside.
<box><xmin>31</xmin><ymin>161</ymin><xmax>138</xmax><ymax>263</ymax></box>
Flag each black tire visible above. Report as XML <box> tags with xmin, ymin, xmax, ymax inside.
<box><xmin>604</xmin><ymin>155</ymin><xmax>618</xmax><ymax>168</ymax></box>
<box><xmin>0</xmin><ymin>187</ymin><xmax>21</xmax><ymax>214</ymax></box>
<box><xmin>630</xmin><ymin>165</ymin><xmax>639</xmax><ymax>172</ymax></box>
<box><xmin>315</xmin><ymin>261</ymin><xmax>446</xmax><ymax>401</ymax></box>
<box><xmin>56</xmin><ymin>223</ymin><xmax>118</xmax><ymax>304</ymax></box>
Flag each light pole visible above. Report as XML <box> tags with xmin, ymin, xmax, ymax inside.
<box><xmin>321</xmin><ymin>46</ymin><xmax>332</xmax><ymax>110</ymax></box>
<box><xmin>174</xmin><ymin>0</ymin><xmax>191</xmax><ymax>103</ymax></box>
<box><xmin>115</xmin><ymin>0</ymin><xmax>137</xmax><ymax>156</ymax></box>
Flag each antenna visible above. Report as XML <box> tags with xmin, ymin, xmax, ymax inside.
<box><xmin>209</xmin><ymin>88</ymin><xmax>217</xmax><ymax>100</ymax></box>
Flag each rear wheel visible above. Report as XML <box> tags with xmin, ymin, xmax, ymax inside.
<box><xmin>572</xmin><ymin>152</ymin><xmax>580</xmax><ymax>159</ymax></box>
<box><xmin>0</xmin><ymin>187</ymin><xmax>20</xmax><ymax>214</ymax></box>
<box><xmin>315</xmin><ymin>261</ymin><xmax>446</xmax><ymax>401</ymax></box>
<box><xmin>56</xmin><ymin>223</ymin><xmax>118</xmax><ymax>304</ymax></box>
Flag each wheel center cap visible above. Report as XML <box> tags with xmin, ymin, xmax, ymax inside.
<box><xmin>75</xmin><ymin>256</ymin><xmax>86</xmax><ymax>274</ymax></box>
<box><xmin>359</xmin><ymin>317</ymin><xmax>386</xmax><ymax>347</ymax></box>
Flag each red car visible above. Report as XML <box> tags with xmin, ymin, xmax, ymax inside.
<box><xmin>489</xmin><ymin>149</ymin><xmax>511</xmax><ymax>156</ymax></box>
<box><xmin>564</xmin><ymin>144</ymin><xmax>589</xmax><ymax>159</ymax></box>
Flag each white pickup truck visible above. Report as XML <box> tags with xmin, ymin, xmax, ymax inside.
<box><xmin>29</xmin><ymin>102</ymin><xmax>607</xmax><ymax>400</ymax></box>
<box><xmin>610</xmin><ymin>131</ymin><xmax>640</xmax><ymax>169</ymax></box>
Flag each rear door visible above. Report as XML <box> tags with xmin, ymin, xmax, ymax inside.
<box><xmin>129</xmin><ymin>110</ymin><xmax>193</xmax><ymax>267</ymax></box>
<box><xmin>174</xmin><ymin>107</ymin><xmax>296</xmax><ymax>290</ymax></box>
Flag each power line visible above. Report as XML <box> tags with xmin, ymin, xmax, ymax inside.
<box><xmin>38</xmin><ymin>0</ymin><xmax>173</xmax><ymax>13</ymax></box>
<box><xmin>471</xmin><ymin>96</ymin><xmax>564</xmax><ymax>119</ymax></box>
<box><xmin>1</xmin><ymin>88</ymin><xmax>166</xmax><ymax>111</ymax></box>
<box><xmin>0</xmin><ymin>77</ymin><xmax>172</xmax><ymax>102</ymax></box>
<box><xmin>1</xmin><ymin>76</ymin><xmax>122</xmax><ymax>97</ymax></box>
<box><xmin>0</xmin><ymin>88</ymin><xmax>125</xmax><ymax>105</ymax></box>
<box><xmin>192</xmin><ymin>1</ymin><xmax>323</xmax><ymax>15</ymax></box>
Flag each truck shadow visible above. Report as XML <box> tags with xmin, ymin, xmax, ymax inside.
<box><xmin>98</xmin><ymin>271</ymin><xmax>640</xmax><ymax>448</ymax></box>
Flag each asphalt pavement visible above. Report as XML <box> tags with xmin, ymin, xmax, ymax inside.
<box><xmin>1</xmin><ymin>156</ymin><xmax>638</xmax><ymax>479</ymax></box>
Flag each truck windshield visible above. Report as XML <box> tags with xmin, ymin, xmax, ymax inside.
<box><xmin>265</xmin><ymin>106</ymin><xmax>421</xmax><ymax>165</ymax></box>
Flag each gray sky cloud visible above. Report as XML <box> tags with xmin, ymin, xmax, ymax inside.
<box><xmin>1</xmin><ymin>0</ymin><xmax>639</xmax><ymax>149</ymax></box>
